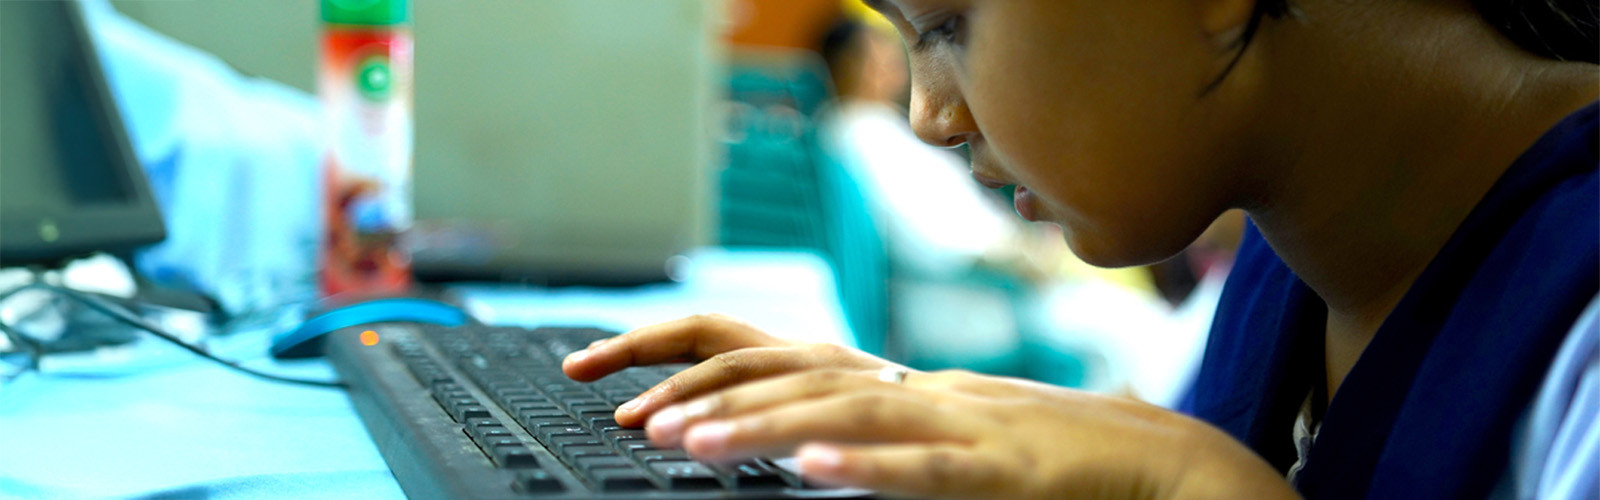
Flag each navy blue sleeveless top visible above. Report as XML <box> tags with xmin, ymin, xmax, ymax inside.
<box><xmin>1180</xmin><ymin>103</ymin><xmax>1598</xmax><ymax>499</ymax></box>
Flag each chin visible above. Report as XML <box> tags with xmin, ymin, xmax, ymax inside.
<box><xmin>1060</xmin><ymin>224</ymin><xmax>1193</xmax><ymax>269</ymax></box>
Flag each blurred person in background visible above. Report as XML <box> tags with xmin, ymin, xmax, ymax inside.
<box><xmin>566</xmin><ymin>0</ymin><xmax>1599</xmax><ymax>499</ymax></box>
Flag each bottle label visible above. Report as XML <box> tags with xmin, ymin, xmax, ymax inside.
<box><xmin>319</xmin><ymin>27</ymin><xmax>414</xmax><ymax>297</ymax></box>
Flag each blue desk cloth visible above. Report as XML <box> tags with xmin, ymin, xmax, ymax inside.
<box><xmin>0</xmin><ymin>250</ymin><xmax>854</xmax><ymax>500</ymax></box>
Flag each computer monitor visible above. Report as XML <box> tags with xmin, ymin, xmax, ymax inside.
<box><xmin>0</xmin><ymin>0</ymin><xmax>166</xmax><ymax>267</ymax></box>
<box><xmin>406</xmin><ymin>0</ymin><xmax>717</xmax><ymax>286</ymax></box>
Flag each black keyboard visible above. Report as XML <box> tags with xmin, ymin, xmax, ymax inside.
<box><xmin>326</xmin><ymin>322</ymin><xmax>871</xmax><ymax>499</ymax></box>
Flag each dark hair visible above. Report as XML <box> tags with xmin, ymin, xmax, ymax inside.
<box><xmin>820</xmin><ymin>19</ymin><xmax>866</xmax><ymax>96</ymax></box>
<box><xmin>1211</xmin><ymin>0</ymin><xmax>1598</xmax><ymax>92</ymax></box>
<box><xmin>1467</xmin><ymin>0</ymin><xmax>1599</xmax><ymax>62</ymax></box>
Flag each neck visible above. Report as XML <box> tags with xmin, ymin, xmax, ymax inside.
<box><xmin>1237</xmin><ymin>0</ymin><xmax>1598</xmax><ymax>398</ymax></box>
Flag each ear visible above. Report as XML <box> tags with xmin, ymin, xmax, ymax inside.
<box><xmin>1196</xmin><ymin>0</ymin><xmax>1258</xmax><ymax>45</ymax></box>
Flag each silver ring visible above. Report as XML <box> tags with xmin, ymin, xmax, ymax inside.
<box><xmin>877</xmin><ymin>365</ymin><xmax>910</xmax><ymax>385</ymax></box>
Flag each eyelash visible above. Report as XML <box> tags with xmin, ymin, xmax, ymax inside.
<box><xmin>914</xmin><ymin>15</ymin><xmax>966</xmax><ymax>51</ymax></box>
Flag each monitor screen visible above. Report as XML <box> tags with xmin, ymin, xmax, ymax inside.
<box><xmin>0</xmin><ymin>1</ymin><xmax>165</xmax><ymax>266</ymax></box>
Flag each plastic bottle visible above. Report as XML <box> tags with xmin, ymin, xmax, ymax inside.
<box><xmin>318</xmin><ymin>0</ymin><xmax>413</xmax><ymax>298</ymax></box>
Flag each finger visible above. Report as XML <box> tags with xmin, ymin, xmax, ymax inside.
<box><xmin>909</xmin><ymin>369</ymin><xmax>1071</xmax><ymax>400</ymax></box>
<box><xmin>796</xmin><ymin>443</ymin><xmax>1003</xmax><ymax>500</ymax></box>
<box><xmin>561</xmin><ymin>314</ymin><xmax>785</xmax><ymax>382</ymax></box>
<box><xmin>674</xmin><ymin>391</ymin><xmax>978</xmax><ymax>461</ymax></box>
<box><xmin>644</xmin><ymin>368</ymin><xmax>885</xmax><ymax>441</ymax></box>
<box><xmin>611</xmin><ymin>346</ymin><xmax>834</xmax><ymax>427</ymax></box>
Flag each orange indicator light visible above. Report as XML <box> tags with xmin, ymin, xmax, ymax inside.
<box><xmin>360</xmin><ymin>330</ymin><xmax>380</xmax><ymax>346</ymax></box>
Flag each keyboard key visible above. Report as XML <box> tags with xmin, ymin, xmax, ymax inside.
<box><xmin>518</xmin><ymin>408</ymin><xmax>569</xmax><ymax>421</ymax></box>
<box><xmin>567</xmin><ymin>402</ymin><xmax>614</xmax><ymax>414</ymax></box>
<box><xmin>453</xmin><ymin>404</ymin><xmax>491</xmax><ymax>421</ymax></box>
<box><xmin>715</xmin><ymin>460</ymin><xmax>791</xmax><ymax>489</ymax></box>
<box><xmin>514</xmin><ymin>469</ymin><xmax>564</xmax><ymax>494</ymax></box>
<box><xmin>617</xmin><ymin>439</ymin><xmax>654</xmax><ymax>456</ymax></box>
<box><xmin>476</xmin><ymin>427</ymin><xmax>515</xmax><ymax>440</ymax></box>
<box><xmin>649</xmin><ymin>461</ymin><xmax>722</xmax><ymax>490</ymax></box>
<box><xmin>496</xmin><ymin>388</ymin><xmax>542</xmax><ymax>401</ymax></box>
<box><xmin>504</xmin><ymin>396</ymin><xmax>552</xmax><ymax>408</ymax></box>
<box><xmin>494</xmin><ymin>447</ymin><xmax>540</xmax><ymax>468</ymax></box>
<box><xmin>482</xmin><ymin>436</ymin><xmax>524</xmax><ymax>449</ymax></box>
<box><xmin>433</xmin><ymin>391</ymin><xmax>468</xmax><ymax>406</ymax></box>
<box><xmin>605</xmin><ymin>395</ymin><xmax>636</xmax><ymax>406</ymax></box>
<box><xmin>591</xmin><ymin>420</ymin><xmax>623</xmax><ymax>435</ymax></box>
<box><xmin>536</xmin><ymin>426</ymin><xmax>591</xmax><ymax>444</ymax></box>
<box><xmin>562</xmin><ymin>445</ymin><xmax>616</xmax><ymax>461</ymax></box>
<box><xmin>575</xmin><ymin>455</ymin><xmax>634</xmax><ymax>472</ymax></box>
<box><xmin>548</xmin><ymin>435</ymin><xmax>602</xmax><ymax>449</ymax></box>
<box><xmin>469</xmin><ymin>421</ymin><xmax>508</xmax><ymax>440</ymax></box>
<box><xmin>524</xmin><ymin>417</ymin><xmax>580</xmax><ymax>430</ymax></box>
<box><xmin>634</xmin><ymin>449</ymin><xmax>691</xmax><ymax>463</ymax></box>
<box><xmin>578</xmin><ymin>412</ymin><xmax>618</xmax><ymax>428</ymax></box>
<box><xmin>553</xmin><ymin>392</ymin><xmax>598</xmax><ymax>403</ymax></box>
<box><xmin>604</xmin><ymin>429</ymin><xmax>649</xmax><ymax>442</ymax></box>
<box><xmin>588</xmin><ymin>467</ymin><xmax>657</xmax><ymax>491</ymax></box>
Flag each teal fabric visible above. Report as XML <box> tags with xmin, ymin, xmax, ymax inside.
<box><xmin>717</xmin><ymin>57</ymin><xmax>889</xmax><ymax>354</ymax></box>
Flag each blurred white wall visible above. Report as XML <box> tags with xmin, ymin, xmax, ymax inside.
<box><xmin>111</xmin><ymin>0</ymin><xmax>319</xmax><ymax>92</ymax></box>
<box><xmin>112</xmin><ymin>0</ymin><xmax>724</xmax><ymax>276</ymax></box>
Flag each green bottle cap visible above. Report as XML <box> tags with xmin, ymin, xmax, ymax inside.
<box><xmin>322</xmin><ymin>0</ymin><xmax>410</xmax><ymax>26</ymax></box>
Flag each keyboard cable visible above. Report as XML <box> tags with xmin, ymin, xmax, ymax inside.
<box><xmin>0</xmin><ymin>281</ymin><xmax>346</xmax><ymax>389</ymax></box>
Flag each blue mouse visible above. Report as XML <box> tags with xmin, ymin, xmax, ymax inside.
<box><xmin>271</xmin><ymin>296</ymin><xmax>471</xmax><ymax>359</ymax></box>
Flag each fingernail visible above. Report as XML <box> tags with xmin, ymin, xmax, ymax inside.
<box><xmin>684</xmin><ymin>421</ymin><xmax>735</xmax><ymax>456</ymax></box>
<box><xmin>564</xmin><ymin>349</ymin><xmax>590</xmax><ymax>365</ymax></box>
<box><xmin>681</xmin><ymin>398</ymin><xmax>715</xmax><ymax>419</ymax></box>
<box><xmin>798</xmin><ymin>444</ymin><xmax>844</xmax><ymax>477</ymax></box>
<box><xmin>618</xmin><ymin>397</ymin><xmax>645</xmax><ymax>414</ymax></box>
<box><xmin>647</xmin><ymin>406</ymin><xmax>686</xmax><ymax>445</ymax></box>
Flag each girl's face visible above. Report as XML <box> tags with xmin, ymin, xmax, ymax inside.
<box><xmin>869</xmin><ymin>0</ymin><xmax>1263</xmax><ymax>267</ymax></box>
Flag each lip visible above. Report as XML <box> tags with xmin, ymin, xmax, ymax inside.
<box><xmin>970</xmin><ymin>172</ymin><xmax>1009</xmax><ymax>189</ymax></box>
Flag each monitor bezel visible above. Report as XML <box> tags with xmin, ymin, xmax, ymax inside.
<box><xmin>0</xmin><ymin>0</ymin><xmax>167</xmax><ymax>267</ymax></box>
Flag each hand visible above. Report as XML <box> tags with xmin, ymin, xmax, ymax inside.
<box><xmin>560</xmin><ymin>314</ymin><xmax>897</xmax><ymax>427</ymax></box>
<box><xmin>642</xmin><ymin>368</ymin><xmax>1301</xmax><ymax>500</ymax></box>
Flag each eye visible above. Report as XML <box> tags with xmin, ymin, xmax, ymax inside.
<box><xmin>914</xmin><ymin>14</ymin><xmax>967</xmax><ymax>51</ymax></box>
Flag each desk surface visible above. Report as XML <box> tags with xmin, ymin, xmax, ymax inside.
<box><xmin>0</xmin><ymin>249</ymin><xmax>853</xmax><ymax>499</ymax></box>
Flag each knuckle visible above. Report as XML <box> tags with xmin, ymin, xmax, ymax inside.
<box><xmin>811</xmin><ymin>369</ymin><xmax>847</xmax><ymax>386</ymax></box>
<box><xmin>688</xmin><ymin>313</ymin><xmax>722</xmax><ymax>328</ymax></box>
<box><xmin>927</xmin><ymin>369</ymin><xmax>979</xmax><ymax>390</ymax></box>
<box><xmin>923</xmin><ymin>450</ymin><xmax>958</xmax><ymax>489</ymax></box>
<box><xmin>709</xmin><ymin>351</ymin><xmax>750</xmax><ymax>379</ymax></box>
<box><xmin>808</xmin><ymin>342</ymin><xmax>847</xmax><ymax>358</ymax></box>
<box><xmin>940</xmin><ymin>369</ymin><xmax>977</xmax><ymax>380</ymax></box>
<box><xmin>849</xmin><ymin>395</ymin><xmax>889</xmax><ymax>427</ymax></box>
<box><xmin>654</xmin><ymin>374</ymin><xmax>690</xmax><ymax>399</ymax></box>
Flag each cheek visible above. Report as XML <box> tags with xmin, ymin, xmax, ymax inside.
<box><xmin>961</xmin><ymin>1</ymin><xmax>1239</xmax><ymax>266</ymax></box>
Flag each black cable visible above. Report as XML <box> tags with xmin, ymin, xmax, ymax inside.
<box><xmin>0</xmin><ymin>281</ymin><xmax>47</xmax><ymax>304</ymax></box>
<box><xmin>3</xmin><ymin>283</ymin><xmax>345</xmax><ymax>389</ymax></box>
<box><xmin>0</xmin><ymin>320</ymin><xmax>42</xmax><ymax>375</ymax></box>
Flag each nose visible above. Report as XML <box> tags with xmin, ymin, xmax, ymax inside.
<box><xmin>909</xmin><ymin>73</ymin><xmax>978</xmax><ymax>148</ymax></box>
